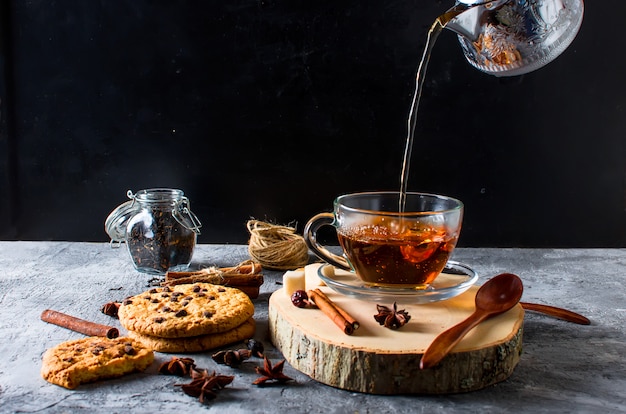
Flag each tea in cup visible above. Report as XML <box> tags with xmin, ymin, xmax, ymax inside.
<box><xmin>304</xmin><ymin>192</ymin><xmax>463</xmax><ymax>289</ymax></box>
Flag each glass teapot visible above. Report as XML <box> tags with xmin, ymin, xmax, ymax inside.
<box><xmin>445</xmin><ymin>0</ymin><xmax>584</xmax><ymax>76</ymax></box>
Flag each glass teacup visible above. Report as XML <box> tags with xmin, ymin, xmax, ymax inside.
<box><xmin>304</xmin><ymin>192</ymin><xmax>463</xmax><ymax>289</ymax></box>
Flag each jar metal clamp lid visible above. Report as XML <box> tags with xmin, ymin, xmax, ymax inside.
<box><xmin>104</xmin><ymin>189</ymin><xmax>202</xmax><ymax>246</ymax></box>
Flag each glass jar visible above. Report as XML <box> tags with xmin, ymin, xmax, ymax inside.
<box><xmin>105</xmin><ymin>188</ymin><xmax>202</xmax><ymax>274</ymax></box>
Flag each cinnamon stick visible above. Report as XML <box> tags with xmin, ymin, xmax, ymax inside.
<box><xmin>313</xmin><ymin>288</ymin><xmax>360</xmax><ymax>331</ymax></box>
<box><xmin>230</xmin><ymin>286</ymin><xmax>261</xmax><ymax>298</ymax></box>
<box><xmin>166</xmin><ymin>262</ymin><xmax>262</xmax><ymax>280</ymax></box>
<box><xmin>166</xmin><ymin>264</ymin><xmax>262</xmax><ymax>279</ymax></box>
<box><xmin>162</xmin><ymin>273</ymin><xmax>263</xmax><ymax>299</ymax></box>
<box><xmin>164</xmin><ymin>273</ymin><xmax>264</xmax><ymax>287</ymax></box>
<box><xmin>41</xmin><ymin>309</ymin><xmax>119</xmax><ymax>339</ymax></box>
<box><xmin>163</xmin><ymin>262</ymin><xmax>264</xmax><ymax>298</ymax></box>
<box><xmin>308</xmin><ymin>289</ymin><xmax>357</xmax><ymax>335</ymax></box>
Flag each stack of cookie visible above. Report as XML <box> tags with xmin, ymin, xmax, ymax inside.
<box><xmin>118</xmin><ymin>283</ymin><xmax>255</xmax><ymax>353</ymax></box>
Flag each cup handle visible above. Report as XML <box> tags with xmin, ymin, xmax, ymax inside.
<box><xmin>303</xmin><ymin>212</ymin><xmax>351</xmax><ymax>271</ymax></box>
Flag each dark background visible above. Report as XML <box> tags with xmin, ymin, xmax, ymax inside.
<box><xmin>0</xmin><ymin>1</ymin><xmax>624</xmax><ymax>247</ymax></box>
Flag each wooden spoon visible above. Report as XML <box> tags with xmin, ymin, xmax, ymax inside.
<box><xmin>420</xmin><ymin>273</ymin><xmax>523</xmax><ymax>370</ymax></box>
<box><xmin>520</xmin><ymin>302</ymin><xmax>590</xmax><ymax>325</ymax></box>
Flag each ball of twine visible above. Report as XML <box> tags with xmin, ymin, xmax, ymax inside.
<box><xmin>246</xmin><ymin>219</ymin><xmax>309</xmax><ymax>270</ymax></box>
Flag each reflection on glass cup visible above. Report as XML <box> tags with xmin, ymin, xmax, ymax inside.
<box><xmin>304</xmin><ymin>192</ymin><xmax>463</xmax><ymax>289</ymax></box>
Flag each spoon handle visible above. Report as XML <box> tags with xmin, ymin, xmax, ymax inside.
<box><xmin>420</xmin><ymin>311</ymin><xmax>488</xmax><ymax>370</ymax></box>
<box><xmin>520</xmin><ymin>302</ymin><xmax>590</xmax><ymax>325</ymax></box>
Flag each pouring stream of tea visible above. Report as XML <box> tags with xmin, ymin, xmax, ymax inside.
<box><xmin>399</xmin><ymin>5</ymin><xmax>468</xmax><ymax>212</ymax></box>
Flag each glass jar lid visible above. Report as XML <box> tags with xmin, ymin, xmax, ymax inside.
<box><xmin>104</xmin><ymin>199</ymin><xmax>139</xmax><ymax>244</ymax></box>
<box><xmin>105</xmin><ymin>189</ymin><xmax>202</xmax><ymax>244</ymax></box>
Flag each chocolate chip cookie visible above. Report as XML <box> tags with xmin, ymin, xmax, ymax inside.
<box><xmin>41</xmin><ymin>336</ymin><xmax>154</xmax><ymax>389</ymax></box>
<box><xmin>117</xmin><ymin>283</ymin><xmax>254</xmax><ymax>338</ymax></box>
<box><xmin>128</xmin><ymin>318</ymin><xmax>256</xmax><ymax>353</ymax></box>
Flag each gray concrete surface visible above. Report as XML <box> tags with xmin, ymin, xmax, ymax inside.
<box><xmin>0</xmin><ymin>242</ymin><xmax>624</xmax><ymax>413</ymax></box>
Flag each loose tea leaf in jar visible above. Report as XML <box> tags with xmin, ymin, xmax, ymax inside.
<box><xmin>124</xmin><ymin>189</ymin><xmax>201</xmax><ymax>274</ymax></box>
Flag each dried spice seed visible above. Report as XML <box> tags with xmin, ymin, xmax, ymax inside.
<box><xmin>101</xmin><ymin>302</ymin><xmax>121</xmax><ymax>318</ymax></box>
<box><xmin>212</xmin><ymin>349</ymin><xmax>252</xmax><ymax>367</ymax></box>
<box><xmin>245</xmin><ymin>339</ymin><xmax>265</xmax><ymax>358</ymax></box>
<box><xmin>147</xmin><ymin>277</ymin><xmax>161</xmax><ymax>287</ymax></box>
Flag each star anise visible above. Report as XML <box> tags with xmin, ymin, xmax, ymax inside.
<box><xmin>252</xmin><ymin>356</ymin><xmax>293</xmax><ymax>385</ymax></box>
<box><xmin>176</xmin><ymin>368</ymin><xmax>234</xmax><ymax>404</ymax></box>
<box><xmin>158</xmin><ymin>357</ymin><xmax>196</xmax><ymax>376</ymax></box>
<box><xmin>374</xmin><ymin>302</ymin><xmax>411</xmax><ymax>329</ymax></box>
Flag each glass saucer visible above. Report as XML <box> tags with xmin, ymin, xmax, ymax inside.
<box><xmin>316</xmin><ymin>261</ymin><xmax>478</xmax><ymax>304</ymax></box>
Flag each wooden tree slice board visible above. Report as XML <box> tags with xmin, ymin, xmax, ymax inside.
<box><xmin>269</xmin><ymin>285</ymin><xmax>524</xmax><ymax>394</ymax></box>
